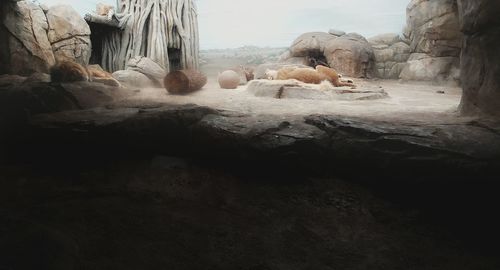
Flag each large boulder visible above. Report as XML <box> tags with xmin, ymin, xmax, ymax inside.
<box><xmin>126</xmin><ymin>56</ymin><xmax>166</xmax><ymax>85</ymax></box>
<box><xmin>369</xmin><ymin>34</ymin><xmax>411</xmax><ymax>79</ymax></box>
<box><xmin>399</xmin><ymin>53</ymin><xmax>459</xmax><ymax>83</ymax></box>
<box><xmin>402</xmin><ymin>0</ymin><xmax>462</xmax><ymax>83</ymax></box>
<box><xmin>112</xmin><ymin>70</ymin><xmax>158</xmax><ymax>88</ymax></box>
<box><xmin>458</xmin><ymin>0</ymin><xmax>500</xmax><ymax>116</ymax></box>
<box><xmin>0</xmin><ymin>1</ymin><xmax>56</xmax><ymax>75</ymax></box>
<box><xmin>406</xmin><ymin>0</ymin><xmax>462</xmax><ymax>57</ymax></box>
<box><xmin>289</xmin><ymin>32</ymin><xmax>336</xmax><ymax>57</ymax></box>
<box><xmin>323</xmin><ymin>33</ymin><xmax>376</xmax><ymax>78</ymax></box>
<box><xmin>46</xmin><ymin>5</ymin><xmax>92</xmax><ymax>66</ymax></box>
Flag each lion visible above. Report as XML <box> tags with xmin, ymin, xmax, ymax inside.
<box><xmin>50</xmin><ymin>61</ymin><xmax>121</xmax><ymax>87</ymax></box>
<box><xmin>50</xmin><ymin>60</ymin><xmax>90</xmax><ymax>83</ymax></box>
<box><xmin>266</xmin><ymin>65</ymin><xmax>356</xmax><ymax>88</ymax></box>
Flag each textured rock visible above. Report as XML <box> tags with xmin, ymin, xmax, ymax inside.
<box><xmin>370</xmin><ymin>34</ymin><xmax>411</xmax><ymax>79</ymax></box>
<box><xmin>112</xmin><ymin>70</ymin><xmax>158</xmax><ymax>88</ymax></box>
<box><xmin>0</xmin><ymin>74</ymin><xmax>27</xmax><ymax>88</ymax></box>
<box><xmin>324</xmin><ymin>33</ymin><xmax>375</xmax><ymax>78</ymax></box>
<box><xmin>126</xmin><ymin>56</ymin><xmax>166</xmax><ymax>86</ymax></box>
<box><xmin>246</xmin><ymin>80</ymin><xmax>388</xmax><ymax>101</ymax></box>
<box><xmin>328</xmin><ymin>29</ymin><xmax>346</xmax><ymax>37</ymax></box>
<box><xmin>402</xmin><ymin>0</ymin><xmax>462</xmax><ymax>82</ymax></box>
<box><xmin>289</xmin><ymin>32</ymin><xmax>336</xmax><ymax>57</ymax></box>
<box><xmin>46</xmin><ymin>5</ymin><xmax>91</xmax><ymax>66</ymax></box>
<box><xmin>458</xmin><ymin>0</ymin><xmax>500</xmax><ymax>116</ymax></box>
<box><xmin>368</xmin><ymin>33</ymin><xmax>401</xmax><ymax>46</ymax></box>
<box><xmin>400</xmin><ymin>53</ymin><xmax>459</xmax><ymax>83</ymax></box>
<box><xmin>0</xmin><ymin>81</ymin><xmax>133</xmax><ymax>118</ymax></box>
<box><xmin>0</xmin><ymin>1</ymin><xmax>56</xmax><ymax>75</ymax></box>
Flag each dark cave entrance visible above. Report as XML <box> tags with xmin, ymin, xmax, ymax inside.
<box><xmin>168</xmin><ymin>48</ymin><xmax>182</xmax><ymax>72</ymax></box>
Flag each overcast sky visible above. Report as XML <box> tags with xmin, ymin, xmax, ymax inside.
<box><xmin>39</xmin><ymin>0</ymin><xmax>409</xmax><ymax>49</ymax></box>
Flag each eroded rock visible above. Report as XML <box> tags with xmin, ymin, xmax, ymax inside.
<box><xmin>46</xmin><ymin>5</ymin><xmax>92</xmax><ymax>66</ymax></box>
<box><xmin>324</xmin><ymin>33</ymin><xmax>376</xmax><ymax>78</ymax></box>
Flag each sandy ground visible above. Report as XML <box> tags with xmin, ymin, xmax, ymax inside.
<box><xmin>123</xmin><ymin>77</ymin><xmax>464</xmax><ymax>123</ymax></box>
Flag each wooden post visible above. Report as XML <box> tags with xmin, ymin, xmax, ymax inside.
<box><xmin>164</xmin><ymin>69</ymin><xmax>207</xmax><ymax>94</ymax></box>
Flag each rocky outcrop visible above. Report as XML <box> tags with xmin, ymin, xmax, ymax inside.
<box><xmin>247</xmin><ymin>79</ymin><xmax>388</xmax><ymax>101</ymax></box>
<box><xmin>281</xmin><ymin>31</ymin><xmax>375</xmax><ymax>78</ymax></box>
<box><xmin>0</xmin><ymin>2</ymin><xmax>92</xmax><ymax>75</ymax></box>
<box><xmin>458</xmin><ymin>0</ymin><xmax>500</xmax><ymax>116</ymax></box>
<box><xmin>401</xmin><ymin>0</ymin><xmax>462</xmax><ymax>83</ymax></box>
<box><xmin>46</xmin><ymin>5</ymin><xmax>92</xmax><ymax>66</ymax></box>
<box><xmin>324</xmin><ymin>33</ymin><xmax>376</xmax><ymax>78</ymax></box>
<box><xmin>369</xmin><ymin>33</ymin><xmax>410</xmax><ymax>79</ymax></box>
<box><xmin>0</xmin><ymin>1</ymin><xmax>56</xmax><ymax>75</ymax></box>
<box><xmin>112</xmin><ymin>57</ymin><xmax>167</xmax><ymax>88</ymax></box>
<box><xmin>289</xmin><ymin>32</ymin><xmax>336</xmax><ymax>58</ymax></box>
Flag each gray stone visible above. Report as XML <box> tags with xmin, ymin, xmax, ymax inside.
<box><xmin>399</xmin><ymin>54</ymin><xmax>459</xmax><ymax>83</ymax></box>
<box><xmin>126</xmin><ymin>56</ymin><xmax>167</xmax><ymax>85</ymax></box>
<box><xmin>112</xmin><ymin>70</ymin><xmax>158</xmax><ymax>88</ymax></box>
<box><xmin>458</xmin><ymin>0</ymin><xmax>500</xmax><ymax>116</ymax></box>
<box><xmin>368</xmin><ymin>33</ymin><xmax>401</xmax><ymax>46</ymax></box>
<box><xmin>406</xmin><ymin>0</ymin><xmax>462</xmax><ymax>57</ymax></box>
<box><xmin>246</xmin><ymin>80</ymin><xmax>388</xmax><ymax>101</ymax></box>
<box><xmin>328</xmin><ymin>29</ymin><xmax>346</xmax><ymax>37</ymax></box>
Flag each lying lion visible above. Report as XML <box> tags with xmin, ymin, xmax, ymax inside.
<box><xmin>265</xmin><ymin>65</ymin><xmax>356</xmax><ymax>88</ymax></box>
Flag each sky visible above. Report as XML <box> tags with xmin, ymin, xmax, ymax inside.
<box><xmin>39</xmin><ymin>0</ymin><xmax>409</xmax><ymax>49</ymax></box>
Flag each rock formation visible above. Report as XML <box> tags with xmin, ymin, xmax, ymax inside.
<box><xmin>280</xmin><ymin>31</ymin><xmax>375</xmax><ymax>78</ymax></box>
<box><xmin>0</xmin><ymin>1</ymin><xmax>91</xmax><ymax>75</ymax></box>
<box><xmin>369</xmin><ymin>33</ymin><xmax>411</xmax><ymax>79</ymax></box>
<box><xmin>0</xmin><ymin>1</ymin><xmax>55</xmax><ymax>75</ymax></box>
<box><xmin>323</xmin><ymin>33</ymin><xmax>376</xmax><ymax>78</ymax></box>
<box><xmin>46</xmin><ymin>5</ymin><xmax>92</xmax><ymax>66</ymax></box>
<box><xmin>400</xmin><ymin>0</ymin><xmax>462</xmax><ymax>83</ymax></box>
<box><xmin>457</xmin><ymin>0</ymin><xmax>500</xmax><ymax>116</ymax></box>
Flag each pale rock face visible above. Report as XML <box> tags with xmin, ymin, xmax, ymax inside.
<box><xmin>46</xmin><ymin>5</ymin><xmax>92</xmax><ymax>66</ymax></box>
<box><xmin>457</xmin><ymin>0</ymin><xmax>500</xmax><ymax>116</ymax></box>
<box><xmin>0</xmin><ymin>1</ymin><xmax>56</xmax><ymax>75</ymax></box>
<box><xmin>401</xmin><ymin>0</ymin><xmax>462</xmax><ymax>83</ymax></box>
<box><xmin>328</xmin><ymin>29</ymin><xmax>346</xmax><ymax>37</ymax></box>
<box><xmin>112</xmin><ymin>70</ymin><xmax>158</xmax><ymax>88</ymax></box>
<box><xmin>126</xmin><ymin>56</ymin><xmax>167</xmax><ymax>86</ymax></box>
<box><xmin>369</xmin><ymin>33</ymin><xmax>411</xmax><ymax>79</ymax></box>
<box><xmin>323</xmin><ymin>33</ymin><xmax>376</xmax><ymax>78</ymax></box>
<box><xmin>289</xmin><ymin>32</ymin><xmax>337</xmax><ymax>57</ymax></box>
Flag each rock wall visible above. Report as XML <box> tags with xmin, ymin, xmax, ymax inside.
<box><xmin>400</xmin><ymin>0</ymin><xmax>462</xmax><ymax>83</ymax></box>
<box><xmin>457</xmin><ymin>0</ymin><xmax>500</xmax><ymax>116</ymax></box>
<box><xmin>46</xmin><ymin>5</ymin><xmax>91</xmax><ymax>66</ymax></box>
<box><xmin>0</xmin><ymin>1</ymin><xmax>55</xmax><ymax>75</ymax></box>
<box><xmin>369</xmin><ymin>33</ymin><xmax>410</xmax><ymax>79</ymax></box>
<box><xmin>0</xmin><ymin>1</ymin><xmax>90</xmax><ymax>75</ymax></box>
<box><xmin>280</xmin><ymin>31</ymin><xmax>375</xmax><ymax>78</ymax></box>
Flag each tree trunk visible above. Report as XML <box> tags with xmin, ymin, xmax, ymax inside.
<box><xmin>164</xmin><ymin>69</ymin><xmax>207</xmax><ymax>94</ymax></box>
<box><xmin>99</xmin><ymin>0</ymin><xmax>199</xmax><ymax>73</ymax></box>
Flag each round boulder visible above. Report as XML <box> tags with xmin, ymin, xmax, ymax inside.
<box><xmin>218</xmin><ymin>70</ymin><xmax>240</xmax><ymax>89</ymax></box>
<box><xmin>324</xmin><ymin>33</ymin><xmax>375</xmax><ymax>78</ymax></box>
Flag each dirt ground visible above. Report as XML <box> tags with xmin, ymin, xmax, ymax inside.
<box><xmin>122</xmin><ymin>77</ymin><xmax>463</xmax><ymax>124</ymax></box>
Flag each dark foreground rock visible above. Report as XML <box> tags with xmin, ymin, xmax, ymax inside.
<box><xmin>3</xmin><ymin>103</ymin><xmax>498</xmax><ymax>180</ymax></box>
<box><xmin>1</xmin><ymin>103</ymin><xmax>500</xmax><ymax>269</ymax></box>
